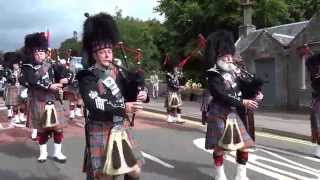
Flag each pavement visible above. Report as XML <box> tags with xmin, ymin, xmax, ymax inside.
<box><xmin>144</xmin><ymin>97</ymin><xmax>312</xmax><ymax>141</ymax></box>
<box><xmin>0</xmin><ymin>96</ymin><xmax>312</xmax><ymax>141</ymax></box>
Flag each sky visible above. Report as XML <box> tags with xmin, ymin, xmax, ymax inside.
<box><xmin>0</xmin><ymin>0</ymin><xmax>164</xmax><ymax>52</ymax></box>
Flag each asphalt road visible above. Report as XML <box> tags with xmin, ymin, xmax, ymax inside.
<box><xmin>0</xmin><ymin>111</ymin><xmax>319</xmax><ymax>180</ymax></box>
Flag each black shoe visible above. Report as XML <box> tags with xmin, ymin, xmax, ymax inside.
<box><xmin>38</xmin><ymin>159</ymin><xmax>46</xmax><ymax>163</ymax></box>
<box><xmin>53</xmin><ymin>157</ymin><xmax>67</xmax><ymax>163</ymax></box>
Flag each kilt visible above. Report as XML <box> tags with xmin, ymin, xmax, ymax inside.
<box><xmin>205</xmin><ymin>103</ymin><xmax>254</xmax><ymax>150</ymax></box>
<box><xmin>83</xmin><ymin>120</ymin><xmax>143</xmax><ymax>179</ymax></box>
<box><xmin>245</xmin><ymin>110</ymin><xmax>255</xmax><ymax>141</ymax></box>
<box><xmin>310</xmin><ymin>97</ymin><xmax>320</xmax><ymax>144</ymax></box>
<box><xmin>4</xmin><ymin>85</ymin><xmax>23</xmax><ymax>106</ymax></box>
<box><xmin>27</xmin><ymin>89</ymin><xmax>66</xmax><ymax>130</ymax></box>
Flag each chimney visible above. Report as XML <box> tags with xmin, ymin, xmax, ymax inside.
<box><xmin>239</xmin><ymin>0</ymin><xmax>256</xmax><ymax>37</ymax></box>
<box><xmin>73</xmin><ymin>31</ymin><xmax>78</xmax><ymax>41</ymax></box>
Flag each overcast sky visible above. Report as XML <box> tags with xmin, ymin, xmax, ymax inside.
<box><xmin>0</xmin><ymin>0</ymin><xmax>164</xmax><ymax>52</ymax></box>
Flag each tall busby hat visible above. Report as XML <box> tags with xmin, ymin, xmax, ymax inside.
<box><xmin>24</xmin><ymin>32</ymin><xmax>48</xmax><ymax>54</ymax></box>
<box><xmin>306</xmin><ymin>53</ymin><xmax>320</xmax><ymax>77</ymax></box>
<box><xmin>3</xmin><ymin>52</ymin><xmax>21</xmax><ymax>69</ymax></box>
<box><xmin>82</xmin><ymin>12</ymin><xmax>119</xmax><ymax>65</ymax></box>
<box><xmin>204</xmin><ymin>30</ymin><xmax>235</xmax><ymax>68</ymax></box>
<box><xmin>306</xmin><ymin>53</ymin><xmax>320</xmax><ymax>69</ymax></box>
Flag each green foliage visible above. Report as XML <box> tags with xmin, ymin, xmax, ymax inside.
<box><xmin>115</xmin><ymin>12</ymin><xmax>162</xmax><ymax>75</ymax></box>
<box><xmin>253</xmin><ymin>0</ymin><xmax>290</xmax><ymax>28</ymax></box>
<box><xmin>285</xmin><ymin>0</ymin><xmax>320</xmax><ymax>21</ymax></box>
<box><xmin>58</xmin><ymin>11</ymin><xmax>162</xmax><ymax>75</ymax></box>
<box><xmin>59</xmin><ymin>38</ymin><xmax>82</xmax><ymax>58</ymax></box>
<box><xmin>155</xmin><ymin>0</ymin><xmax>318</xmax><ymax>81</ymax></box>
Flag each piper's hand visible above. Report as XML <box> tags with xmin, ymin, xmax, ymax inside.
<box><xmin>243</xmin><ymin>99</ymin><xmax>258</xmax><ymax>110</ymax></box>
<box><xmin>255</xmin><ymin>91</ymin><xmax>264</xmax><ymax>102</ymax></box>
<box><xmin>137</xmin><ymin>90</ymin><xmax>147</xmax><ymax>102</ymax></box>
<box><xmin>59</xmin><ymin>78</ymin><xmax>69</xmax><ymax>84</ymax></box>
<box><xmin>49</xmin><ymin>83</ymin><xmax>63</xmax><ymax>91</ymax></box>
<box><xmin>125</xmin><ymin>102</ymin><xmax>143</xmax><ymax>113</ymax></box>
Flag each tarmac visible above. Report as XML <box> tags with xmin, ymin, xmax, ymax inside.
<box><xmin>144</xmin><ymin>97</ymin><xmax>312</xmax><ymax>141</ymax></box>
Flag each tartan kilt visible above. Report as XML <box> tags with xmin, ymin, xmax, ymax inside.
<box><xmin>27</xmin><ymin>92</ymin><xmax>66</xmax><ymax>130</ymax></box>
<box><xmin>4</xmin><ymin>85</ymin><xmax>23</xmax><ymax>106</ymax></box>
<box><xmin>205</xmin><ymin>112</ymin><xmax>254</xmax><ymax>150</ymax></box>
<box><xmin>310</xmin><ymin>97</ymin><xmax>320</xmax><ymax>144</ymax></box>
<box><xmin>83</xmin><ymin>120</ymin><xmax>143</xmax><ymax>179</ymax></box>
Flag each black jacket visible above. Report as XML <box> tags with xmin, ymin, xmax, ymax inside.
<box><xmin>76</xmin><ymin>67</ymin><xmax>126</xmax><ymax>122</ymax></box>
<box><xmin>20</xmin><ymin>60</ymin><xmax>73</xmax><ymax>90</ymax></box>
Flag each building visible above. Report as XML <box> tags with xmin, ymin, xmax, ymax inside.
<box><xmin>236</xmin><ymin>2</ymin><xmax>320</xmax><ymax>110</ymax></box>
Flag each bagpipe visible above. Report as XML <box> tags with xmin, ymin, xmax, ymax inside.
<box><xmin>176</xmin><ymin>34</ymin><xmax>206</xmax><ymax>69</ymax></box>
<box><xmin>113</xmin><ymin>42</ymin><xmax>146</xmax><ymax>127</ymax></box>
<box><xmin>101</xmin><ymin>43</ymin><xmax>144</xmax><ymax>175</ymax></box>
<box><xmin>232</xmin><ymin>63</ymin><xmax>264</xmax><ymax>99</ymax></box>
<box><xmin>163</xmin><ymin>34</ymin><xmax>206</xmax><ymax>87</ymax></box>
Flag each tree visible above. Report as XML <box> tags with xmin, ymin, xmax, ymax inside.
<box><xmin>154</xmin><ymin>0</ymin><xmax>318</xmax><ymax>82</ymax></box>
<box><xmin>253</xmin><ymin>0</ymin><xmax>290</xmax><ymax>28</ymax></box>
<box><xmin>59</xmin><ymin>37</ymin><xmax>81</xmax><ymax>58</ymax></box>
<box><xmin>285</xmin><ymin>0</ymin><xmax>320</xmax><ymax>21</ymax></box>
<box><xmin>59</xmin><ymin>10</ymin><xmax>163</xmax><ymax>75</ymax></box>
<box><xmin>115</xmin><ymin>14</ymin><xmax>162</xmax><ymax>75</ymax></box>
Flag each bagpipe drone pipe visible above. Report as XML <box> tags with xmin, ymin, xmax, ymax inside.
<box><xmin>228</xmin><ymin>56</ymin><xmax>264</xmax><ymax>99</ymax></box>
<box><xmin>113</xmin><ymin>42</ymin><xmax>146</xmax><ymax>126</ymax></box>
<box><xmin>235</xmin><ymin>66</ymin><xmax>264</xmax><ymax>99</ymax></box>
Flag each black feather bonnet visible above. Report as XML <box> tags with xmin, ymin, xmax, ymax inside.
<box><xmin>82</xmin><ymin>12</ymin><xmax>119</xmax><ymax>65</ymax></box>
<box><xmin>24</xmin><ymin>32</ymin><xmax>48</xmax><ymax>54</ymax></box>
<box><xmin>204</xmin><ymin>30</ymin><xmax>235</xmax><ymax>68</ymax></box>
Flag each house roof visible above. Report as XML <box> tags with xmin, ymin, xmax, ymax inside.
<box><xmin>236</xmin><ymin>21</ymin><xmax>309</xmax><ymax>53</ymax></box>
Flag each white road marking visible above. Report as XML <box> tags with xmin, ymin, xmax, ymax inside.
<box><xmin>258</xmin><ymin>145</ymin><xmax>320</xmax><ymax>163</ymax></box>
<box><xmin>256</xmin><ymin>132</ymin><xmax>313</xmax><ymax>146</ymax></box>
<box><xmin>193</xmin><ymin>138</ymin><xmax>320</xmax><ymax>180</ymax></box>
<box><xmin>257</xmin><ymin>149</ymin><xmax>320</xmax><ymax>175</ymax></box>
<box><xmin>0</xmin><ymin>106</ymin><xmax>7</xmax><ymax>110</ymax></box>
<box><xmin>141</xmin><ymin>151</ymin><xmax>175</xmax><ymax>169</ymax></box>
